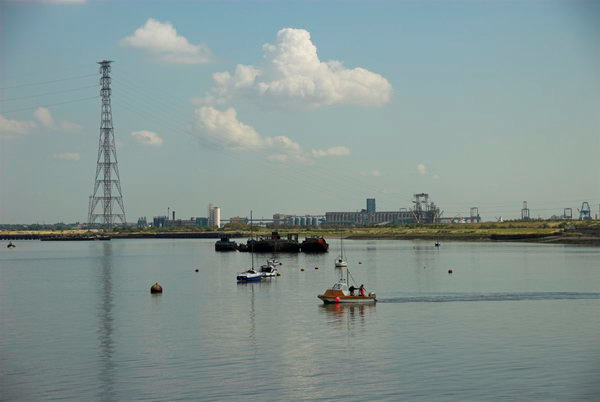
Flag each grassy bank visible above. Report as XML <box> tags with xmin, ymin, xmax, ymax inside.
<box><xmin>3</xmin><ymin>221</ymin><xmax>599</xmax><ymax>245</ymax></box>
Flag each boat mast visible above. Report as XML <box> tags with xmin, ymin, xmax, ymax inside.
<box><xmin>250</xmin><ymin>210</ymin><xmax>254</xmax><ymax>269</ymax></box>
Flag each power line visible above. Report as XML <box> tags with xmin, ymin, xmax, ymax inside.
<box><xmin>0</xmin><ymin>96</ymin><xmax>99</xmax><ymax>113</ymax></box>
<box><xmin>0</xmin><ymin>84</ymin><xmax>98</xmax><ymax>102</ymax></box>
<box><xmin>0</xmin><ymin>73</ymin><xmax>97</xmax><ymax>90</ymax></box>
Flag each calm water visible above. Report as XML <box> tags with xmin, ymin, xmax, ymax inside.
<box><xmin>1</xmin><ymin>239</ymin><xmax>599</xmax><ymax>400</ymax></box>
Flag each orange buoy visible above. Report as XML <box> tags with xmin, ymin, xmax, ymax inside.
<box><xmin>150</xmin><ymin>282</ymin><xmax>163</xmax><ymax>293</ymax></box>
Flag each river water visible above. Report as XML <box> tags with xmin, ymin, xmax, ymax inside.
<box><xmin>1</xmin><ymin>239</ymin><xmax>599</xmax><ymax>400</ymax></box>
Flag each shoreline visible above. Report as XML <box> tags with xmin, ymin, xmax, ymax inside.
<box><xmin>2</xmin><ymin>230</ymin><xmax>599</xmax><ymax>246</ymax></box>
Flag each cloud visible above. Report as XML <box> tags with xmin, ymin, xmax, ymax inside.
<box><xmin>417</xmin><ymin>163</ymin><xmax>427</xmax><ymax>175</ymax></box>
<box><xmin>361</xmin><ymin>169</ymin><xmax>383</xmax><ymax>177</ymax></box>
<box><xmin>202</xmin><ymin>28</ymin><xmax>392</xmax><ymax>109</ymax></box>
<box><xmin>0</xmin><ymin>115</ymin><xmax>36</xmax><ymax>138</ymax></box>
<box><xmin>311</xmin><ymin>146</ymin><xmax>351</xmax><ymax>158</ymax></box>
<box><xmin>34</xmin><ymin>107</ymin><xmax>54</xmax><ymax>128</ymax></box>
<box><xmin>59</xmin><ymin>121</ymin><xmax>83</xmax><ymax>132</ymax></box>
<box><xmin>195</xmin><ymin>107</ymin><xmax>265</xmax><ymax>151</ymax></box>
<box><xmin>194</xmin><ymin>106</ymin><xmax>349</xmax><ymax>164</ymax></box>
<box><xmin>53</xmin><ymin>152</ymin><xmax>80</xmax><ymax>160</ymax></box>
<box><xmin>121</xmin><ymin>18</ymin><xmax>213</xmax><ymax>65</ymax></box>
<box><xmin>131</xmin><ymin>130</ymin><xmax>163</xmax><ymax>146</ymax></box>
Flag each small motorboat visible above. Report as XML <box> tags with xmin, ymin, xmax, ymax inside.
<box><xmin>260</xmin><ymin>262</ymin><xmax>279</xmax><ymax>278</ymax></box>
<box><xmin>318</xmin><ymin>268</ymin><xmax>376</xmax><ymax>304</ymax></box>
<box><xmin>267</xmin><ymin>258</ymin><xmax>281</xmax><ymax>266</ymax></box>
<box><xmin>237</xmin><ymin>269</ymin><xmax>262</xmax><ymax>282</ymax></box>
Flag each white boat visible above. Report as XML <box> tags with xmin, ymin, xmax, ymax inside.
<box><xmin>260</xmin><ymin>262</ymin><xmax>279</xmax><ymax>277</ymax></box>
<box><xmin>318</xmin><ymin>268</ymin><xmax>376</xmax><ymax>304</ymax></box>
<box><xmin>268</xmin><ymin>258</ymin><xmax>281</xmax><ymax>266</ymax></box>
<box><xmin>335</xmin><ymin>233</ymin><xmax>347</xmax><ymax>267</ymax></box>
<box><xmin>237</xmin><ymin>210</ymin><xmax>262</xmax><ymax>282</ymax></box>
<box><xmin>237</xmin><ymin>269</ymin><xmax>262</xmax><ymax>282</ymax></box>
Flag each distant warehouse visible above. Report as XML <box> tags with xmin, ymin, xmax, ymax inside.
<box><xmin>325</xmin><ymin>194</ymin><xmax>441</xmax><ymax>226</ymax></box>
<box><xmin>325</xmin><ymin>210</ymin><xmax>415</xmax><ymax>226</ymax></box>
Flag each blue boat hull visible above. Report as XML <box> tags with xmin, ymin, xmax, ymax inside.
<box><xmin>237</xmin><ymin>275</ymin><xmax>262</xmax><ymax>282</ymax></box>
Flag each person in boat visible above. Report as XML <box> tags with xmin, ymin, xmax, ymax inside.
<box><xmin>349</xmin><ymin>285</ymin><xmax>355</xmax><ymax>296</ymax></box>
<box><xmin>359</xmin><ymin>284</ymin><xmax>366</xmax><ymax>296</ymax></box>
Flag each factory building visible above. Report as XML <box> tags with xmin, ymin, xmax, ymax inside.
<box><xmin>325</xmin><ymin>195</ymin><xmax>441</xmax><ymax>226</ymax></box>
<box><xmin>272</xmin><ymin>213</ymin><xmax>322</xmax><ymax>226</ymax></box>
<box><xmin>366</xmin><ymin>198</ymin><xmax>376</xmax><ymax>214</ymax></box>
<box><xmin>325</xmin><ymin>210</ymin><xmax>415</xmax><ymax>226</ymax></box>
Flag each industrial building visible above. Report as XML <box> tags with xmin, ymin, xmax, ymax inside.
<box><xmin>272</xmin><ymin>214</ymin><xmax>323</xmax><ymax>226</ymax></box>
<box><xmin>325</xmin><ymin>194</ymin><xmax>441</xmax><ymax>226</ymax></box>
<box><xmin>149</xmin><ymin>215</ymin><xmax>209</xmax><ymax>228</ymax></box>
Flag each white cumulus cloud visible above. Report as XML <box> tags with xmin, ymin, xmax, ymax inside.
<box><xmin>417</xmin><ymin>163</ymin><xmax>427</xmax><ymax>175</ymax></box>
<box><xmin>131</xmin><ymin>130</ymin><xmax>163</xmax><ymax>146</ymax></box>
<box><xmin>195</xmin><ymin>106</ymin><xmax>349</xmax><ymax>165</ymax></box>
<box><xmin>202</xmin><ymin>28</ymin><xmax>392</xmax><ymax>109</ymax></box>
<box><xmin>34</xmin><ymin>107</ymin><xmax>54</xmax><ymax>128</ymax></box>
<box><xmin>0</xmin><ymin>115</ymin><xmax>36</xmax><ymax>138</ymax></box>
<box><xmin>53</xmin><ymin>152</ymin><xmax>80</xmax><ymax>160</ymax></box>
<box><xmin>195</xmin><ymin>107</ymin><xmax>265</xmax><ymax>151</ymax></box>
<box><xmin>121</xmin><ymin>18</ymin><xmax>213</xmax><ymax>65</ymax></box>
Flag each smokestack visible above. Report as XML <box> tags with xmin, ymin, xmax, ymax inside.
<box><xmin>173</xmin><ymin>211</ymin><xmax>175</xmax><ymax>221</ymax></box>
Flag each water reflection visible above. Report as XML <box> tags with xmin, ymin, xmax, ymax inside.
<box><xmin>96</xmin><ymin>242</ymin><xmax>115</xmax><ymax>400</ymax></box>
<box><xmin>318</xmin><ymin>303</ymin><xmax>375</xmax><ymax>330</ymax></box>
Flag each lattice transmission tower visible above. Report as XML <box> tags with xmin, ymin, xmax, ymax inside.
<box><xmin>88</xmin><ymin>60</ymin><xmax>126</xmax><ymax>229</ymax></box>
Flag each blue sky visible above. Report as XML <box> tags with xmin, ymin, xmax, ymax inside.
<box><xmin>1</xmin><ymin>0</ymin><xmax>599</xmax><ymax>224</ymax></box>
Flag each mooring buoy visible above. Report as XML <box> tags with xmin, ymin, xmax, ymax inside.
<box><xmin>150</xmin><ymin>282</ymin><xmax>163</xmax><ymax>293</ymax></box>
<box><xmin>300</xmin><ymin>268</ymin><xmax>304</xmax><ymax>272</ymax></box>
<box><xmin>314</xmin><ymin>266</ymin><xmax>319</xmax><ymax>270</ymax></box>
<box><xmin>195</xmin><ymin>269</ymin><xmax>199</xmax><ymax>272</ymax></box>
<box><xmin>448</xmin><ymin>269</ymin><xmax>453</xmax><ymax>274</ymax></box>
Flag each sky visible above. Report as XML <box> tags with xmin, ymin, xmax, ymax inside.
<box><xmin>1</xmin><ymin>0</ymin><xmax>599</xmax><ymax>224</ymax></box>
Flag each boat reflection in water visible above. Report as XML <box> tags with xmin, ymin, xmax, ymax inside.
<box><xmin>318</xmin><ymin>303</ymin><xmax>375</xmax><ymax>330</ymax></box>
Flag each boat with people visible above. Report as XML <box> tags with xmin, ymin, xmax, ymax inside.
<box><xmin>317</xmin><ymin>267</ymin><xmax>376</xmax><ymax>304</ymax></box>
